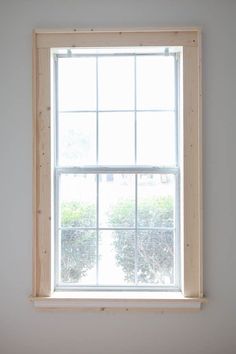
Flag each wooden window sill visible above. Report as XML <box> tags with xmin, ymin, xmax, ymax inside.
<box><xmin>30</xmin><ymin>292</ymin><xmax>206</xmax><ymax>311</ymax></box>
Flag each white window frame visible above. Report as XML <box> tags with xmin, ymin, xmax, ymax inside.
<box><xmin>54</xmin><ymin>47</ymin><xmax>180</xmax><ymax>292</ymax></box>
<box><xmin>31</xmin><ymin>28</ymin><xmax>204</xmax><ymax>311</ymax></box>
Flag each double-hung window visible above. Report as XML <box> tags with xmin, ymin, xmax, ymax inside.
<box><xmin>32</xmin><ymin>29</ymin><xmax>203</xmax><ymax>310</ymax></box>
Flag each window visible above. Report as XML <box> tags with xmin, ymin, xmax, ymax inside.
<box><xmin>32</xmin><ymin>28</ymin><xmax>204</xmax><ymax>310</ymax></box>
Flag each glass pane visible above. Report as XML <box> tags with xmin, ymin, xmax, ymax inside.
<box><xmin>60</xmin><ymin>229</ymin><xmax>96</xmax><ymax>284</ymax></box>
<box><xmin>98</xmin><ymin>231</ymin><xmax>135</xmax><ymax>285</ymax></box>
<box><xmin>99</xmin><ymin>112</ymin><xmax>135</xmax><ymax>165</ymax></box>
<box><xmin>136</xmin><ymin>55</ymin><xmax>175</xmax><ymax>110</ymax></box>
<box><xmin>99</xmin><ymin>174</ymin><xmax>135</xmax><ymax>227</ymax></box>
<box><xmin>98</xmin><ymin>56</ymin><xmax>134</xmax><ymax>110</ymax></box>
<box><xmin>137</xmin><ymin>112</ymin><xmax>175</xmax><ymax>166</ymax></box>
<box><xmin>137</xmin><ymin>174</ymin><xmax>175</xmax><ymax>228</ymax></box>
<box><xmin>58</xmin><ymin>57</ymin><xmax>96</xmax><ymax>111</ymax></box>
<box><xmin>58</xmin><ymin>113</ymin><xmax>96</xmax><ymax>166</ymax></box>
<box><xmin>137</xmin><ymin>230</ymin><xmax>174</xmax><ymax>285</ymax></box>
<box><xmin>60</xmin><ymin>174</ymin><xmax>96</xmax><ymax>228</ymax></box>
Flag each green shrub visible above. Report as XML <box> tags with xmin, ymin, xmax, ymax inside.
<box><xmin>108</xmin><ymin>196</ymin><xmax>174</xmax><ymax>284</ymax></box>
<box><xmin>60</xmin><ymin>196</ymin><xmax>174</xmax><ymax>285</ymax></box>
<box><xmin>61</xmin><ymin>202</ymin><xmax>96</xmax><ymax>283</ymax></box>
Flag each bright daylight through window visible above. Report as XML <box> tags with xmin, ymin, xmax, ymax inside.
<box><xmin>33</xmin><ymin>29</ymin><xmax>203</xmax><ymax>309</ymax></box>
<box><xmin>54</xmin><ymin>47</ymin><xmax>180</xmax><ymax>290</ymax></box>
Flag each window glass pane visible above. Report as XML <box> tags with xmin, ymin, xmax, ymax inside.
<box><xmin>60</xmin><ymin>174</ymin><xmax>96</xmax><ymax>228</ymax></box>
<box><xmin>58</xmin><ymin>113</ymin><xmax>96</xmax><ymax>166</ymax></box>
<box><xmin>99</xmin><ymin>231</ymin><xmax>135</xmax><ymax>285</ymax></box>
<box><xmin>137</xmin><ymin>174</ymin><xmax>175</xmax><ymax>228</ymax></box>
<box><xmin>98</xmin><ymin>56</ymin><xmax>134</xmax><ymax>110</ymax></box>
<box><xmin>99</xmin><ymin>112</ymin><xmax>135</xmax><ymax>165</ymax></box>
<box><xmin>60</xmin><ymin>229</ymin><xmax>96</xmax><ymax>284</ymax></box>
<box><xmin>137</xmin><ymin>112</ymin><xmax>175</xmax><ymax>166</ymax></box>
<box><xmin>99</xmin><ymin>174</ymin><xmax>135</xmax><ymax>227</ymax></box>
<box><xmin>137</xmin><ymin>230</ymin><xmax>174</xmax><ymax>285</ymax></box>
<box><xmin>136</xmin><ymin>55</ymin><xmax>175</xmax><ymax>110</ymax></box>
<box><xmin>58</xmin><ymin>57</ymin><xmax>96</xmax><ymax>111</ymax></box>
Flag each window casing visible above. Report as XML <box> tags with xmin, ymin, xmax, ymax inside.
<box><xmin>32</xmin><ymin>28</ymin><xmax>203</xmax><ymax>310</ymax></box>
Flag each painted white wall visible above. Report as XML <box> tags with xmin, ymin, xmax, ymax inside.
<box><xmin>0</xmin><ymin>0</ymin><xmax>236</xmax><ymax>353</ymax></box>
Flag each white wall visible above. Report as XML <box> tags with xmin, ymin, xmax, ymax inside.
<box><xmin>0</xmin><ymin>0</ymin><xmax>236</xmax><ymax>353</ymax></box>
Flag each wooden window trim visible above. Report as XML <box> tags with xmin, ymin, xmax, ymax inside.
<box><xmin>32</xmin><ymin>28</ymin><xmax>204</xmax><ymax>311</ymax></box>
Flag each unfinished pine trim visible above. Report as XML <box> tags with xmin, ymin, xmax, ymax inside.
<box><xmin>34</xmin><ymin>27</ymin><xmax>201</xmax><ymax>34</ymax></box>
<box><xmin>32</xmin><ymin>31</ymin><xmax>37</xmax><ymax>297</ymax></box>
<box><xmin>36</xmin><ymin>31</ymin><xmax>198</xmax><ymax>49</ymax></box>
<box><xmin>32</xmin><ymin>28</ymin><xmax>203</xmax><ymax>309</ymax></box>
<box><xmin>198</xmin><ymin>31</ymin><xmax>203</xmax><ymax>298</ymax></box>
<box><xmin>34</xmin><ymin>47</ymin><xmax>52</xmax><ymax>296</ymax></box>
<box><xmin>182</xmin><ymin>34</ymin><xmax>202</xmax><ymax>297</ymax></box>
<box><xmin>30</xmin><ymin>292</ymin><xmax>206</xmax><ymax>311</ymax></box>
